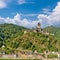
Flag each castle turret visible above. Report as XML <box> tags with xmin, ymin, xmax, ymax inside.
<box><xmin>36</xmin><ymin>22</ymin><xmax>41</xmax><ymax>32</ymax></box>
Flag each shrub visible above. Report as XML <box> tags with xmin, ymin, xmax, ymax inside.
<box><xmin>47</xmin><ymin>54</ymin><xmax>58</xmax><ymax>58</ymax></box>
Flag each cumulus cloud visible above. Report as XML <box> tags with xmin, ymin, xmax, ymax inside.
<box><xmin>38</xmin><ymin>2</ymin><xmax>60</xmax><ymax>27</ymax></box>
<box><xmin>0</xmin><ymin>2</ymin><xmax>60</xmax><ymax>28</ymax></box>
<box><xmin>0</xmin><ymin>13</ymin><xmax>38</xmax><ymax>28</ymax></box>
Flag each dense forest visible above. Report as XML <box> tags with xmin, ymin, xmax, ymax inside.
<box><xmin>0</xmin><ymin>24</ymin><xmax>60</xmax><ymax>54</ymax></box>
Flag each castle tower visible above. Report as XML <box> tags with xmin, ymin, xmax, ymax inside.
<box><xmin>36</xmin><ymin>22</ymin><xmax>41</xmax><ymax>32</ymax></box>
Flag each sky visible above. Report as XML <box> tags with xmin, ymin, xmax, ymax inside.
<box><xmin>0</xmin><ymin>0</ymin><xmax>60</xmax><ymax>28</ymax></box>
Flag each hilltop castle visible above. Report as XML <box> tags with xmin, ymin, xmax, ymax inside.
<box><xmin>35</xmin><ymin>22</ymin><xmax>50</xmax><ymax>35</ymax></box>
<box><xmin>24</xmin><ymin>22</ymin><xmax>50</xmax><ymax>35</ymax></box>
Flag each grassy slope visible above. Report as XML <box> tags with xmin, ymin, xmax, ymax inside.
<box><xmin>44</xmin><ymin>26</ymin><xmax>60</xmax><ymax>40</ymax></box>
<box><xmin>0</xmin><ymin>24</ymin><xmax>60</xmax><ymax>54</ymax></box>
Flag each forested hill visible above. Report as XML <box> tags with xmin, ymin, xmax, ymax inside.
<box><xmin>0</xmin><ymin>23</ymin><xmax>27</xmax><ymax>40</ymax></box>
<box><xmin>0</xmin><ymin>24</ymin><xmax>60</xmax><ymax>54</ymax></box>
<box><xmin>0</xmin><ymin>24</ymin><xmax>27</xmax><ymax>47</ymax></box>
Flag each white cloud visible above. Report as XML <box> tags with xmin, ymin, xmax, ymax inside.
<box><xmin>18</xmin><ymin>0</ymin><xmax>25</xmax><ymax>4</ymax></box>
<box><xmin>38</xmin><ymin>2</ymin><xmax>60</xmax><ymax>27</ymax></box>
<box><xmin>0</xmin><ymin>0</ymin><xmax>12</xmax><ymax>9</ymax></box>
<box><xmin>0</xmin><ymin>13</ymin><xmax>39</xmax><ymax>28</ymax></box>
<box><xmin>18</xmin><ymin>0</ymin><xmax>35</xmax><ymax>5</ymax></box>
<box><xmin>42</xmin><ymin>8</ymin><xmax>52</xmax><ymax>15</ymax></box>
<box><xmin>0</xmin><ymin>0</ymin><xmax>7</xmax><ymax>8</ymax></box>
<box><xmin>0</xmin><ymin>2</ymin><xmax>60</xmax><ymax>28</ymax></box>
<box><xmin>14</xmin><ymin>13</ymin><xmax>21</xmax><ymax>20</ymax></box>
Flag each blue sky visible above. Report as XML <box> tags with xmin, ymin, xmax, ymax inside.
<box><xmin>0</xmin><ymin>0</ymin><xmax>60</xmax><ymax>28</ymax></box>
<box><xmin>0</xmin><ymin>0</ymin><xmax>59</xmax><ymax>17</ymax></box>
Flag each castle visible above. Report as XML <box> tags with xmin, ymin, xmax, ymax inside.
<box><xmin>36</xmin><ymin>22</ymin><xmax>41</xmax><ymax>32</ymax></box>
<box><xmin>24</xmin><ymin>22</ymin><xmax>50</xmax><ymax>35</ymax></box>
<box><xmin>24</xmin><ymin>22</ymin><xmax>42</xmax><ymax>34</ymax></box>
